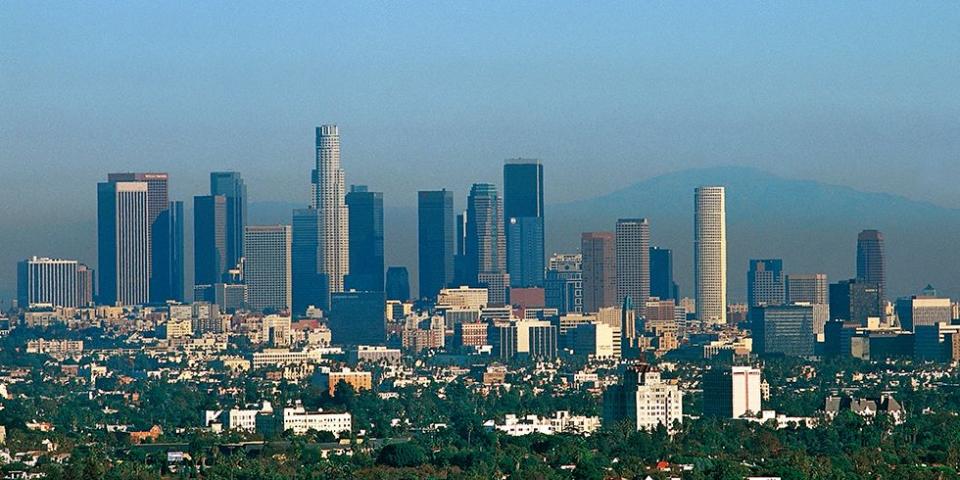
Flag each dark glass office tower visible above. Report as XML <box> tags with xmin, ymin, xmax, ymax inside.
<box><xmin>292</xmin><ymin>208</ymin><xmax>328</xmax><ymax>313</ymax></box>
<box><xmin>417</xmin><ymin>190</ymin><xmax>455</xmax><ymax>300</ymax></box>
<box><xmin>155</xmin><ymin>201</ymin><xmax>184</xmax><ymax>302</ymax></box>
<box><xmin>453</xmin><ymin>211</ymin><xmax>470</xmax><ymax>286</ymax></box>
<box><xmin>649</xmin><ymin>247</ymin><xmax>678</xmax><ymax>302</ymax></box>
<box><xmin>210</xmin><ymin>172</ymin><xmax>247</xmax><ymax>270</ymax></box>
<box><xmin>194</xmin><ymin>195</ymin><xmax>228</xmax><ymax>287</ymax></box>
<box><xmin>385</xmin><ymin>266</ymin><xmax>411</xmax><ymax>301</ymax></box>
<box><xmin>829</xmin><ymin>278</ymin><xmax>882</xmax><ymax>325</ymax></box>
<box><xmin>856</xmin><ymin>229</ymin><xmax>885</xmax><ymax>298</ymax></box>
<box><xmin>329</xmin><ymin>290</ymin><xmax>387</xmax><ymax>345</ymax></box>
<box><xmin>503</xmin><ymin>159</ymin><xmax>544</xmax><ymax>287</ymax></box>
<box><xmin>747</xmin><ymin>259</ymin><xmax>784</xmax><ymax>307</ymax></box>
<box><xmin>466</xmin><ymin>183</ymin><xmax>506</xmax><ymax>283</ymax></box>
<box><xmin>345</xmin><ymin>185</ymin><xmax>384</xmax><ymax>292</ymax></box>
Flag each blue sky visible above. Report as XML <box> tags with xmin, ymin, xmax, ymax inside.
<box><xmin>1</xmin><ymin>1</ymin><xmax>959</xmax><ymax>212</ymax></box>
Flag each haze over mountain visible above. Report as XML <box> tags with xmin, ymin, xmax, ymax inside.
<box><xmin>1</xmin><ymin>166</ymin><xmax>957</xmax><ymax>304</ymax></box>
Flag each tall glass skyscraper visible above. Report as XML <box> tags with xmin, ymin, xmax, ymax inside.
<box><xmin>695</xmin><ymin>186</ymin><xmax>726</xmax><ymax>324</ymax></box>
<box><xmin>292</xmin><ymin>208</ymin><xmax>328</xmax><ymax>313</ymax></box>
<box><xmin>345</xmin><ymin>185</ymin><xmax>384</xmax><ymax>292</ymax></box>
<box><xmin>313</xmin><ymin>125</ymin><xmax>350</xmax><ymax>294</ymax></box>
<box><xmin>466</xmin><ymin>183</ymin><xmax>507</xmax><ymax>282</ymax></box>
<box><xmin>107</xmin><ymin>172</ymin><xmax>178</xmax><ymax>303</ymax></box>
<box><xmin>97</xmin><ymin>180</ymin><xmax>150</xmax><ymax>306</ymax></box>
<box><xmin>581</xmin><ymin>231</ymin><xmax>616</xmax><ymax>313</ymax></box>
<box><xmin>418</xmin><ymin>190</ymin><xmax>455</xmax><ymax>300</ymax></box>
<box><xmin>856</xmin><ymin>229</ymin><xmax>885</xmax><ymax>298</ymax></box>
<box><xmin>244</xmin><ymin>225</ymin><xmax>292</xmax><ymax>312</ymax></box>
<box><xmin>210</xmin><ymin>171</ymin><xmax>247</xmax><ymax>270</ymax></box>
<box><xmin>616</xmin><ymin>218</ymin><xmax>650</xmax><ymax>315</ymax></box>
<box><xmin>503</xmin><ymin>159</ymin><xmax>544</xmax><ymax>288</ymax></box>
<box><xmin>649</xmin><ymin>247</ymin><xmax>678</xmax><ymax>303</ymax></box>
<box><xmin>194</xmin><ymin>195</ymin><xmax>228</xmax><ymax>287</ymax></box>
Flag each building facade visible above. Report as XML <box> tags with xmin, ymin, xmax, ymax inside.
<box><xmin>694</xmin><ymin>186</ymin><xmax>726</xmax><ymax>324</ymax></box>
<box><xmin>417</xmin><ymin>190</ymin><xmax>455</xmax><ymax>300</ymax></box>
<box><xmin>244</xmin><ymin>225</ymin><xmax>293</xmax><ymax>312</ymax></box>
<box><xmin>581</xmin><ymin>232</ymin><xmax>616</xmax><ymax>313</ymax></box>
<box><xmin>615</xmin><ymin>218</ymin><xmax>650</xmax><ymax>315</ymax></box>
<box><xmin>17</xmin><ymin>257</ymin><xmax>94</xmax><ymax>308</ymax></box>
<box><xmin>313</xmin><ymin>125</ymin><xmax>350</xmax><ymax>294</ymax></box>
<box><xmin>97</xmin><ymin>180</ymin><xmax>150</xmax><ymax>306</ymax></box>
<box><xmin>747</xmin><ymin>259</ymin><xmax>785</xmax><ymax>307</ymax></box>
<box><xmin>503</xmin><ymin>159</ymin><xmax>545</xmax><ymax>288</ymax></box>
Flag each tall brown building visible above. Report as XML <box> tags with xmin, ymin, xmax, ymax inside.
<box><xmin>582</xmin><ymin>232</ymin><xmax>617</xmax><ymax>313</ymax></box>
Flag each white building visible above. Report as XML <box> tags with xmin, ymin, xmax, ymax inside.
<box><xmin>16</xmin><ymin>257</ymin><xmax>94</xmax><ymax>308</ymax></box>
<box><xmin>281</xmin><ymin>405</ymin><xmax>351</xmax><ymax>437</ymax></box>
<box><xmin>694</xmin><ymin>186</ymin><xmax>726</xmax><ymax>324</ymax></box>
<box><xmin>313</xmin><ymin>125</ymin><xmax>350</xmax><ymax>294</ymax></box>
<box><xmin>603</xmin><ymin>366</ymin><xmax>683</xmax><ymax>432</ymax></box>
<box><xmin>251</xmin><ymin>348</ymin><xmax>323</xmax><ymax>368</ymax></box>
<box><xmin>484</xmin><ymin>411</ymin><xmax>601</xmax><ymax>436</ymax></box>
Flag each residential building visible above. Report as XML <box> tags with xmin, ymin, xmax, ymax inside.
<box><xmin>603</xmin><ymin>366</ymin><xmax>683</xmax><ymax>432</ymax></box>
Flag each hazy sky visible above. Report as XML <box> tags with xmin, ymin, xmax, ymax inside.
<box><xmin>2</xmin><ymin>2</ymin><xmax>959</xmax><ymax>215</ymax></box>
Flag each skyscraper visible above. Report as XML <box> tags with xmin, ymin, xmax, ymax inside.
<box><xmin>649</xmin><ymin>247</ymin><xmax>678</xmax><ymax>303</ymax></box>
<box><xmin>385</xmin><ymin>266</ymin><xmax>411</xmax><ymax>301</ymax></box>
<box><xmin>159</xmin><ymin>201</ymin><xmax>185</xmax><ymax>302</ymax></box>
<box><xmin>785</xmin><ymin>273</ymin><xmax>828</xmax><ymax>304</ymax></box>
<box><xmin>503</xmin><ymin>159</ymin><xmax>545</xmax><ymax>288</ymax></box>
<box><xmin>17</xmin><ymin>257</ymin><xmax>94</xmax><ymax>308</ymax></box>
<box><xmin>616</xmin><ymin>218</ymin><xmax>650</xmax><ymax>314</ymax></box>
<box><xmin>292</xmin><ymin>208</ymin><xmax>327</xmax><ymax>314</ymax></box>
<box><xmin>751</xmin><ymin>304</ymin><xmax>816</xmax><ymax>356</ymax></box>
<box><xmin>107</xmin><ymin>172</ymin><xmax>173</xmax><ymax>303</ymax></box>
<box><xmin>856</xmin><ymin>229</ymin><xmax>885</xmax><ymax>298</ymax></box>
<box><xmin>345</xmin><ymin>185</ymin><xmax>384</xmax><ymax>292</ymax></box>
<box><xmin>581</xmin><ymin>232</ymin><xmax>616</xmax><ymax>313</ymax></box>
<box><xmin>210</xmin><ymin>171</ymin><xmax>247</xmax><ymax>269</ymax></box>
<box><xmin>313</xmin><ymin>125</ymin><xmax>350</xmax><ymax>294</ymax></box>
<box><xmin>194</xmin><ymin>195</ymin><xmax>228</xmax><ymax>287</ymax></box>
<box><xmin>97</xmin><ymin>180</ymin><xmax>150</xmax><ymax>306</ymax></box>
<box><xmin>694</xmin><ymin>186</ymin><xmax>727</xmax><ymax>324</ymax></box>
<box><xmin>466</xmin><ymin>183</ymin><xmax>507</xmax><ymax>284</ymax></box>
<box><xmin>545</xmin><ymin>253</ymin><xmax>583</xmax><ymax>315</ymax></box>
<box><xmin>747</xmin><ymin>259</ymin><xmax>784</xmax><ymax>307</ymax></box>
<box><xmin>829</xmin><ymin>278</ymin><xmax>882</xmax><ymax>325</ymax></box>
<box><xmin>417</xmin><ymin>190</ymin><xmax>455</xmax><ymax>300</ymax></box>
<box><xmin>244</xmin><ymin>225</ymin><xmax>292</xmax><ymax>312</ymax></box>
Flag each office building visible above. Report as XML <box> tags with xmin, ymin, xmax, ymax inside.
<box><xmin>385</xmin><ymin>266</ymin><xmax>410</xmax><ymax>301</ymax></box>
<box><xmin>159</xmin><ymin>201</ymin><xmax>185</xmax><ymax>302</ymax></box>
<box><xmin>17</xmin><ymin>257</ymin><xmax>94</xmax><ymax>308</ymax></box>
<box><xmin>856</xmin><ymin>229</ymin><xmax>885</xmax><ymax>298</ymax></box>
<box><xmin>436</xmin><ymin>286</ymin><xmax>488</xmax><ymax>309</ymax></box>
<box><xmin>453</xmin><ymin>211</ymin><xmax>470</xmax><ymax>286</ymax></box>
<box><xmin>545</xmin><ymin>253</ymin><xmax>583</xmax><ymax>314</ymax></box>
<box><xmin>896</xmin><ymin>296</ymin><xmax>952</xmax><ymax>332</ymax></box>
<box><xmin>465</xmin><ymin>183</ymin><xmax>507</xmax><ymax>284</ymax></box>
<box><xmin>345</xmin><ymin>185</ymin><xmax>384</xmax><ymax>292</ymax></box>
<box><xmin>329</xmin><ymin>291</ymin><xmax>386</xmax><ymax>345</ymax></box>
<box><xmin>785</xmin><ymin>273</ymin><xmax>828</xmax><ymax>305</ymax></box>
<box><xmin>615</xmin><ymin>218</ymin><xmax>650</xmax><ymax>314</ymax></box>
<box><xmin>210</xmin><ymin>171</ymin><xmax>247</xmax><ymax>269</ymax></box>
<box><xmin>313</xmin><ymin>125</ymin><xmax>350</xmax><ymax>294</ymax></box>
<box><xmin>477</xmin><ymin>272</ymin><xmax>510</xmax><ymax>306</ymax></box>
<box><xmin>194</xmin><ymin>195</ymin><xmax>228</xmax><ymax>287</ymax></box>
<box><xmin>649</xmin><ymin>247</ymin><xmax>678</xmax><ymax>303</ymax></box>
<box><xmin>571</xmin><ymin>321</ymin><xmax>619</xmax><ymax>359</ymax></box>
<box><xmin>702</xmin><ymin>366</ymin><xmax>763</xmax><ymax>418</ymax></box>
<box><xmin>97</xmin><ymin>180</ymin><xmax>150</xmax><ymax>306</ymax></box>
<box><xmin>751</xmin><ymin>304</ymin><xmax>815</xmax><ymax>356</ymax></box>
<box><xmin>603</xmin><ymin>366</ymin><xmax>682</xmax><ymax>432</ymax></box>
<box><xmin>581</xmin><ymin>232</ymin><xmax>616</xmax><ymax>313</ymax></box>
<box><xmin>244</xmin><ymin>225</ymin><xmax>292</xmax><ymax>312</ymax></box>
<box><xmin>694</xmin><ymin>186</ymin><xmax>726</xmax><ymax>323</ymax></box>
<box><xmin>107</xmin><ymin>172</ymin><xmax>178</xmax><ymax>303</ymax></box>
<box><xmin>417</xmin><ymin>190</ymin><xmax>455</xmax><ymax>300</ymax></box>
<box><xmin>292</xmin><ymin>208</ymin><xmax>327</xmax><ymax>314</ymax></box>
<box><xmin>503</xmin><ymin>159</ymin><xmax>545</xmax><ymax>288</ymax></box>
<box><xmin>747</xmin><ymin>259</ymin><xmax>784</xmax><ymax>307</ymax></box>
<box><xmin>830</xmin><ymin>279</ymin><xmax>882</xmax><ymax>325</ymax></box>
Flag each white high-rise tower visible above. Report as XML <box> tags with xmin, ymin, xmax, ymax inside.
<box><xmin>314</xmin><ymin>125</ymin><xmax>350</xmax><ymax>294</ymax></box>
<box><xmin>694</xmin><ymin>186</ymin><xmax>726</xmax><ymax>324</ymax></box>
